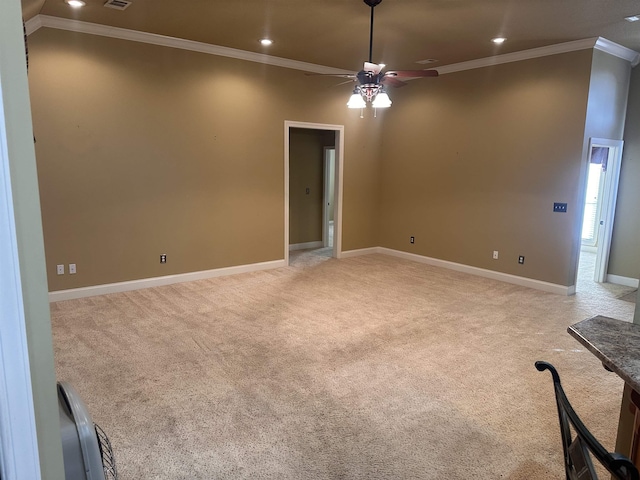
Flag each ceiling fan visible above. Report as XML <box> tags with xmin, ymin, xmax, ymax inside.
<box><xmin>310</xmin><ymin>0</ymin><xmax>438</xmax><ymax>109</ymax></box>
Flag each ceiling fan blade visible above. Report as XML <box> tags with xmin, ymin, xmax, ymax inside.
<box><xmin>335</xmin><ymin>79</ymin><xmax>357</xmax><ymax>86</ymax></box>
<box><xmin>385</xmin><ymin>69</ymin><xmax>439</xmax><ymax>78</ymax></box>
<box><xmin>364</xmin><ymin>62</ymin><xmax>383</xmax><ymax>74</ymax></box>
<box><xmin>305</xmin><ymin>73</ymin><xmax>357</xmax><ymax>78</ymax></box>
<box><xmin>381</xmin><ymin>76</ymin><xmax>408</xmax><ymax>88</ymax></box>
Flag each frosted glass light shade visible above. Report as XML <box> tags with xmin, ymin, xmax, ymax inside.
<box><xmin>372</xmin><ymin>92</ymin><xmax>392</xmax><ymax>108</ymax></box>
<box><xmin>347</xmin><ymin>93</ymin><xmax>366</xmax><ymax>109</ymax></box>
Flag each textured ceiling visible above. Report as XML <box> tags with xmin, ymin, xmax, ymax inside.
<box><xmin>22</xmin><ymin>0</ymin><xmax>640</xmax><ymax>71</ymax></box>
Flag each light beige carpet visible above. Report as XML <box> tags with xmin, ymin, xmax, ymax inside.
<box><xmin>50</xmin><ymin>249</ymin><xmax>637</xmax><ymax>479</ymax></box>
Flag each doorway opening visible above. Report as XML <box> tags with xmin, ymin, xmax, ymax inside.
<box><xmin>576</xmin><ymin>138</ymin><xmax>624</xmax><ymax>295</ymax></box>
<box><xmin>323</xmin><ymin>147</ymin><xmax>336</xmax><ymax>249</ymax></box>
<box><xmin>284</xmin><ymin>121</ymin><xmax>344</xmax><ymax>266</ymax></box>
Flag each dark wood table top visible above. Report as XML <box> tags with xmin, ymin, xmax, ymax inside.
<box><xmin>568</xmin><ymin>315</ymin><xmax>640</xmax><ymax>392</ymax></box>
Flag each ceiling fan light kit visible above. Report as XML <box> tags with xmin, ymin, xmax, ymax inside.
<box><xmin>338</xmin><ymin>0</ymin><xmax>438</xmax><ymax>115</ymax></box>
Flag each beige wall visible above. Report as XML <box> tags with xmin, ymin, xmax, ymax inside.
<box><xmin>609</xmin><ymin>65</ymin><xmax>640</xmax><ymax>279</ymax></box>
<box><xmin>289</xmin><ymin>128</ymin><xmax>328</xmax><ymax>244</ymax></box>
<box><xmin>378</xmin><ymin>50</ymin><xmax>594</xmax><ymax>286</ymax></box>
<box><xmin>28</xmin><ymin>28</ymin><xmax>381</xmax><ymax>291</ymax></box>
<box><xmin>29</xmin><ymin>27</ymin><xmax>636</xmax><ymax>290</ymax></box>
<box><xmin>583</xmin><ymin>50</ymin><xmax>631</xmax><ymax>142</ymax></box>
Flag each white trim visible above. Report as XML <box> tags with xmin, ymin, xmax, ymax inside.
<box><xmin>284</xmin><ymin>121</ymin><xmax>344</xmax><ymax>265</ymax></box>
<box><xmin>49</xmin><ymin>259</ymin><xmax>286</xmax><ymax>302</ymax></box>
<box><xmin>340</xmin><ymin>247</ymin><xmax>381</xmax><ymax>258</ymax></box>
<box><xmin>289</xmin><ymin>241</ymin><xmax>323</xmax><ymax>251</ymax></box>
<box><xmin>580</xmin><ymin>245</ymin><xmax>597</xmax><ymax>253</ymax></box>
<box><xmin>436</xmin><ymin>37</ymin><xmax>640</xmax><ymax>75</ymax></box>
<box><xmin>24</xmin><ymin>16</ymin><xmax>42</xmax><ymax>36</ymax></box>
<box><xmin>595</xmin><ymin>38</ymin><xmax>640</xmax><ymax>67</ymax></box>
<box><xmin>335</xmin><ymin>129</ymin><xmax>344</xmax><ymax>260</ymax></box>
<box><xmin>0</xmin><ymin>3</ymin><xmax>45</xmax><ymax>478</ymax></box>
<box><xmin>0</xmin><ymin>82</ymin><xmax>43</xmax><ymax>480</ymax></box>
<box><xmin>322</xmin><ymin>147</ymin><xmax>335</xmax><ymax>248</ymax></box>
<box><xmin>606</xmin><ymin>274</ymin><xmax>640</xmax><ymax>288</ymax></box>
<box><xmin>377</xmin><ymin>248</ymin><xmax>572</xmax><ymax>295</ymax></box>
<box><xmin>342</xmin><ymin>246</ymin><xmax>572</xmax><ymax>295</ymax></box>
<box><xmin>587</xmin><ymin>139</ymin><xmax>624</xmax><ymax>283</ymax></box>
<box><xmin>26</xmin><ymin>15</ymin><xmax>352</xmax><ymax>75</ymax></box>
<box><xmin>284</xmin><ymin>126</ymin><xmax>290</xmax><ymax>266</ymax></box>
<box><xmin>25</xmin><ymin>16</ymin><xmax>640</xmax><ymax>76</ymax></box>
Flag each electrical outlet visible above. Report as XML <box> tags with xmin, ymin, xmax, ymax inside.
<box><xmin>410</xmin><ymin>236</ymin><xmax>415</xmax><ymax>244</ymax></box>
<box><xmin>56</xmin><ymin>264</ymin><xmax>64</xmax><ymax>275</ymax></box>
<box><xmin>160</xmin><ymin>254</ymin><xmax>167</xmax><ymax>264</ymax></box>
<box><xmin>518</xmin><ymin>256</ymin><xmax>525</xmax><ymax>264</ymax></box>
<box><xmin>69</xmin><ymin>264</ymin><xmax>76</xmax><ymax>274</ymax></box>
<box><xmin>493</xmin><ymin>251</ymin><xmax>499</xmax><ymax>260</ymax></box>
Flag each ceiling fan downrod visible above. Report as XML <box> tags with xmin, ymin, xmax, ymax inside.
<box><xmin>364</xmin><ymin>0</ymin><xmax>382</xmax><ymax>63</ymax></box>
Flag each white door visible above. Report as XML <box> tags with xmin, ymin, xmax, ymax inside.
<box><xmin>583</xmin><ymin>139</ymin><xmax>624</xmax><ymax>283</ymax></box>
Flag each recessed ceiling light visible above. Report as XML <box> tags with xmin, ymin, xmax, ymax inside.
<box><xmin>492</xmin><ymin>37</ymin><xmax>506</xmax><ymax>44</ymax></box>
<box><xmin>260</xmin><ymin>39</ymin><xmax>273</xmax><ymax>46</ymax></box>
<box><xmin>625</xmin><ymin>15</ymin><xmax>640</xmax><ymax>22</ymax></box>
<box><xmin>66</xmin><ymin>0</ymin><xmax>86</xmax><ymax>7</ymax></box>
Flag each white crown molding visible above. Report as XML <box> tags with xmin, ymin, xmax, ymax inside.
<box><xmin>25</xmin><ymin>15</ymin><xmax>640</xmax><ymax>80</ymax></box>
<box><xmin>24</xmin><ymin>15</ymin><xmax>42</xmax><ymax>35</ymax></box>
<box><xmin>26</xmin><ymin>15</ymin><xmax>352</xmax><ymax>75</ymax></box>
<box><xmin>595</xmin><ymin>37</ymin><xmax>640</xmax><ymax>67</ymax></box>
<box><xmin>341</xmin><ymin>246</ymin><xmax>574</xmax><ymax>295</ymax></box>
<box><xmin>49</xmin><ymin>258</ymin><xmax>285</xmax><ymax>302</ymax></box>
<box><xmin>435</xmin><ymin>38</ymin><xmax>600</xmax><ymax>75</ymax></box>
<box><xmin>436</xmin><ymin>37</ymin><xmax>640</xmax><ymax>75</ymax></box>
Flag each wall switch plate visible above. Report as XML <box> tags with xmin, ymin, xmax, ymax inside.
<box><xmin>56</xmin><ymin>264</ymin><xmax>64</xmax><ymax>275</ymax></box>
<box><xmin>518</xmin><ymin>256</ymin><xmax>525</xmax><ymax>264</ymax></box>
<box><xmin>553</xmin><ymin>202</ymin><xmax>568</xmax><ymax>213</ymax></box>
<box><xmin>69</xmin><ymin>264</ymin><xmax>76</xmax><ymax>274</ymax></box>
<box><xmin>160</xmin><ymin>254</ymin><xmax>167</xmax><ymax>264</ymax></box>
<box><xmin>410</xmin><ymin>236</ymin><xmax>415</xmax><ymax>244</ymax></box>
<box><xmin>493</xmin><ymin>251</ymin><xmax>499</xmax><ymax>260</ymax></box>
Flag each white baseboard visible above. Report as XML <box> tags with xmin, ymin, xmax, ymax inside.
<box><xmin>49</xmin><ymin>259</ymin><xmax>286</xmax><ymax>302</ymax></box>
<box><xmin>289</xmin><ymin>241</ymin><xmax>323</xmax><ymax>251</ymax></box>
<box><xmin>340</xmin><ymin>247</ymin><xmax>381</xmax><ymax>258</ymax></box>
<box><xmin>344</xmin><ymin>246</ymin><xmax>572</xmax><ymax>295</ymax></box>
<box><xmin>606</xmin><ymin>274</ymin><xmax>640</xmax><ymax>288</ymax></box>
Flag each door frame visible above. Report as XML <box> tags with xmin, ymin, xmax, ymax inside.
<box><xmin>322</xmin><ymin>146</ymin><xmax>335</xmax><ymax>248</ymax></box>
<box><xmin>284</xmin><ymin>121</ymin><xmax>344</xmax><ymax>265</ymax></box>
<box><xmin>0</xmin><ymin>1</ymin><xmax>56</xmax><ymax>478</ymax></box>
<box><xmin>585</xmin><ymin>138</ymin><xmax>624</xmax><ymax>283</ymax></box>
